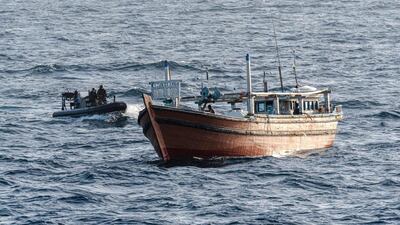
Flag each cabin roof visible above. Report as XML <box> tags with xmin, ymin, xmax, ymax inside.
<box><xmin>252</xmin><ymin>88</ymin><xmax>330</xmax><ymax>98</ymax></box>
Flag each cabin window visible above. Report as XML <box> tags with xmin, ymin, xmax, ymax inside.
<box><xmin>266</xmin><ymin>101</ymin><xmax>274</xmax><ymax>114</ymax></box>
<box><xmin>256</xmin><ymin>102</ymin><xmax>266</xmax><ymax>113</ymax></box>
<box><xmin>315</xmin><ymin>101</ymin><xmax>319</xmax><ymax>109</ymax></box>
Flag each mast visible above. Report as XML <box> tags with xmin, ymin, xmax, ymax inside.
<box><xmin>292</xmin><ymin>49</ymin><xmax>299</xmax><ymax>88</ymax></box>
<box><xmin>263</xmin><ymin>71</ymin><xmax>268</xmax><ymax>92</ymax></box>
<box><xmin>246</xmin><ymin>54</ymin><xmax>254</xmax><ymax>115</ymax></box>
<box><xmin>272</xmin><ymin>21</ymin><xmax>284</xmax><ymax>92</ymax></box>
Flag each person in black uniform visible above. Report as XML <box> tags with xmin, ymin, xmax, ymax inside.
<box><xmin>89</xmin><ymin>88</ymin><xmax>97</xmax><ymax>106</ymax></box>
<box><xmin>97</xmin><ymin>85</ymin><xmax>107</xmax><ymax>105</ymax></box>
<box><xmin>73</xmin><ymin>90</ymin><xmax>81</xmax><ymax>108</ymax></box>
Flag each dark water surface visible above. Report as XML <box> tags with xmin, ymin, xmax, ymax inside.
<box><xmin>1</xmin><ymin>0</ymin><xmax>399</xmax><ymax>224</ymax></box>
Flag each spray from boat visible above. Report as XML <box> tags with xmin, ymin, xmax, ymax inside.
<box><xmin>125</xmin><ymin>103</ymin><xmax>144</xmax><ymax>118</ymax></box>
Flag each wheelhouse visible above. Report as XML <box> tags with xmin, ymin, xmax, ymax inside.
<box><xmin>253</xmin><ymin>89</ymin><xmax>333</xmax><ymax>115</ymax></box>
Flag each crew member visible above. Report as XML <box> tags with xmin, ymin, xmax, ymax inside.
<box><xmin>206</xmin><ymin>104</ymin><xmax>215</xmax><ymax>114</ymax></box>
<box><xmin>294</xmin><ymin>102</ymin><xmax>300</xmax><ymax>115</ymax></box>
<box><xmin>89</xmin><ymin>88</ymin><xmax>97</xmax><ymax>106</ymax></box>
<box><xmin>97</xmin><ymin>85</ymin><xmax>107</xmax><ymax>105</ymax></box>
<box><xmin>73</xmin><ymin>90</ymin><xmax>81</xmax><ymax>108</ymax></box>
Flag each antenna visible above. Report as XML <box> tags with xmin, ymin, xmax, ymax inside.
<box><xmin>263</xmin><ymin>71</ymin><xmax>268</xmax><ymax>92</ymax></box>
<box><xmin>272</xmin><ymin>20</ymin><xmax>284</xmax><ymax>92</ymax></box>
<box><xmin>292</xmin><ymin>49</ymin><xmax>299</xmax><ymax>88</ymax></box>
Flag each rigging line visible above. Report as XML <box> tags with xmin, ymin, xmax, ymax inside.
<box><xmin>271</xmin><ymin>19</ymin><xmax>284</xmax><ymax>92</ymax></box>
<box><xmin>292</xmin><ymin>49</ymin><xmax>299</xmax><ymax>88</ymax></box>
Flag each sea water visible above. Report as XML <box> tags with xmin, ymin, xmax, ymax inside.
<box><xmin>0</xmin><ymin>0</ymin><xmax>399</xmax><ymax>224</ymax></box>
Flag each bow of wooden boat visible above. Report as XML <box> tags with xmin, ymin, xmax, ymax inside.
<box><xmin>139</xmin><ymin>94</ymin><xmax>170</xmax><ymax>161</ymax></box>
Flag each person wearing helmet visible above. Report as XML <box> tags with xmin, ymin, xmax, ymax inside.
<box><xmin>89</xmin><ymin>88</ymin><xmax>97</xmax><ymax>106</ymax></box>
<box><xmin>73</xmin><ymin>90</ymin><xmax>81</xmax><ymax>108</ymax></box>
<box><xmin>97</xmin><ymin>85</ymin><xmax>107</xmax><ymax>105</ymax></box>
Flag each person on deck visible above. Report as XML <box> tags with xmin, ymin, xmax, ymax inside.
<box><xmin>97</xmin><ymin>85</ymin><xmax>107</xmax><ymax>105</ymax></box>
<box><xmin>73</xmin><ymin>90</ymin><xmax>81</xmax><ymax>109</ymax></box>
<box><xmin>206</xmin><ymin>104</ymin><xmax>215</xmax><ymax>114</ymax></box>
<box><xmin>89</xmin><ymin>88</ymin><xmax>97</xmax><ymax>106</ymax></box>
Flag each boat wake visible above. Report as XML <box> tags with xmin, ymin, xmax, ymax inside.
<box><xmin>78</xmin><ymin>112</ymin><xmax>126</xmax><ymax>124</ymax></box>
<box><xmin>78</xmin><ymin>114</ymin><xmax>109</xmax><ymax>121</ymax></box>
<box><xmin>108</xmin><ymin>87</ymin><xmax>150</xmax><ymax>98</ymax></box>
<box><xmin>124</xmin><ymin>103</ymin><xmax>144</xmax><ymax>118</ymax></box>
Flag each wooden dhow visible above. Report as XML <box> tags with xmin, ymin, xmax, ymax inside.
<box><xmin>138</xmin><ymin>56</ymin><xmax>343</xmax><ymax>161</ymax></box>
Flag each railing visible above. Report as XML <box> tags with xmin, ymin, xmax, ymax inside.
<box><xmin>334</xmin><ymin>105</ymin><xmax>343</xmax><ymax>114</ymax></box>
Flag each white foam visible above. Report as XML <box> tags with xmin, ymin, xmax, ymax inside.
<box><xmin>125</xmin><ymin>103</ymin><xmax>144</xmax><ymax>118</ymax></box>
<box><xmin>78</xmin><ymin>114</ymin><xmax>109</xmax><ymax>121</ymax></box>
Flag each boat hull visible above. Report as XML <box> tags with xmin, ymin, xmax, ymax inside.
<box><xmin>53</xmin><ymin>102</ymin><xmax>127</xmax><ymax>117</ymax></box>
<box><xmin>138</xmin><ymin>95</ymin><xmax>342</xmax><ymax>161</ymax></box>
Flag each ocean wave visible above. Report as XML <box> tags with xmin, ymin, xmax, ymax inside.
<box><xmin>96</xmin><ymin>61</ymin><xmax>162</xmax><ymax>71</ymax></box>
<box><xmin>0</xmin><ymin>105</ymin><xmax>32</xmax><ymax>110</ymax></box>
<box><xmin>108</xmin><ymin>87</ymin><xmax>150</xmax><ymax>97</ymax></box>
<box><xmin>0</xmin><ymin>177</ymin><xmax>15</xmax><ymax>186</ymax></box>
<box><xmin>0</xmin><ymin>208</ymin><xmax>13</xmax><ymax>217</ymax></box>
<box><xmin>362</xmin><ymin>142</ymin><xmax>399</xmax><ymax>150</ymax></box>
<box><xmin>56</xmin><ymin>171</ymin><xmax>96</xmax><ymax>184</ymax></box>
<box><xmin>36</xmin><ymin>158</ymin><xmax>70</xmax><ymax>169</ymax></box>
<box><xmin>377</xmin><ymin>179</ymin><xmax>400</xmax><ymax>187</ymax></box>
<box><xmin>0</xmin><ymin>53</ymin><xmax>12</xmax><ymax>60</ymax></box>
<box><xmin>371</xmin><ymin>110</ymin><xmax>400</xmax><ymax>119</ymax></box>
<box><xmin>280</xmin><ymin>176</ymin><xmax>337</xmax><ymax>191</ymax></box>
<box><xmin>29</xmin><ymin>64</ymin><xmax>67</xmax><ymax>74</ymax></box>
<box><xmin>99</xmin><ymin>60</ymin><xmax>220</xmax><ymax>73</ymax></box>
<box><xmin>3</xmin><ymin>167</ymin><xmax>53</xmax><ymax>176</ymax></box>
<box><xmin>2</xmin><ymin>64</ymin><xmax>89</xmax><ymax>74</ymax></box>
<box><xmin>58</xmin><ymin>193</ymin><xmax>98</xmax><ymax>204</ymax></box>
<box><xmin>335</xmin><ymin>100</ymin><xmax>386</xmax><ymax>109</ymax></box>
<box><xmin>2</xmin><ymin>60</ymin><xmax>231</xmax><ymax>75</ymax></box>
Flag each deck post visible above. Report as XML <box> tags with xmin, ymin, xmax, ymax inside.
<box><xmin>324</xmin><ymin>92</ymin><xmax>330</xmax><ymax>113</ymax></box>
<box><xmin>246</xmin><ymin>54</ymin><xmax>255</xmax><ymax>115</ymax></box>
<box><xmin>275</xmin><ymin>96</ymin><xmax>280</xmax><ymax>114</ymax></box>
<box><xmin>298</xmin><ymin>96</ymin><xmax>303</xmax><ymax>114</ymax></box>
<box><xmin>62</xmin><ymin>96</ymin><xmax>65</xmax><ymax>110</ymax></box>
<box><xmin>164</xmin><ymin>60</ymin><xmax>170</xmax><ymax>81</ymax></box>
<box><xmin>263</xmin><ymin>71</ymin><xmax>268</xmax><ymax>92</ymax></box>
<box><xmin>175</xmin><ymin>81</ymin><xmax>181</xmax><ymax>107</ymax></box>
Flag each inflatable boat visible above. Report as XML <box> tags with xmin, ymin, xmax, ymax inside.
<box><xmin>52</xmin><ymin>90</ymin><xmax>127</xmax><ymax>117</ymax></box>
